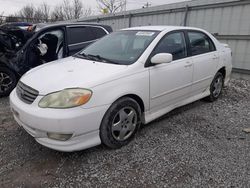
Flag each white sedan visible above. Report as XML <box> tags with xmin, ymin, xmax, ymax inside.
<box><xmin>10</xmin><ymin>26</ymin><xmax>232</xmax><ymax>152</ymax></box>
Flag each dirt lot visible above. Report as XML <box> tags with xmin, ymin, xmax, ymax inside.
<box><xmin>0</xmin><ymin>79</ymin><xmax>249</xmax><ymax>188</ymax></box>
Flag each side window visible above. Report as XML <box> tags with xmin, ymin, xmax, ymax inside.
<box><xmin>152</xmin><ymin>32</ymin><xmax>187</xmax><ymax>61</ymax></box>
<box><xmin>67</xmin><ymin>27</ymin><xmax>95</xmax><ymax>45</ymax></box>
<box><xmin>188</xmin><ymin>32</ymin><xmax>216</xmax><ymax>56</ymax></box>
<box><xmin>90</xmin><ymin>27</ymin><xmax>107</xmax><ymax>39</ymax></box>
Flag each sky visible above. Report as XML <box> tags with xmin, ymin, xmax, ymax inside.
<box><xmin>0</xmin><ymin>0</ymin><xmax>189</xmax><ymax>16</ymax></box>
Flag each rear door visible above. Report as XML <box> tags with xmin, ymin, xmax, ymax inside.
<box><xmin>187</xmin><ymin>31</ymin><xmax>219</xmax><ymax>95</ymax></box>
<box><xmin>90</xmin><ymin>27</ymin><xmax>108</xmax><ymax>39</ymax></box>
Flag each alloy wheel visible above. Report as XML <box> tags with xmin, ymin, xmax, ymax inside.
<box><xmin>111</xmin><ymin>107</ymin><xmax>138</xmax><ymax>141</ymax></box>
<box><xmin>0</xmin><ymin>72</ymin><xmax>13</xmax><ymax>93</ymax></box>
<box><xmin>212</xmin><ymin>76</ymin><xmax>223</xmax><ymax>98</ymax></box>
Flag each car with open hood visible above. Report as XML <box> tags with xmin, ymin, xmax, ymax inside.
<box><xmin>0</xmin><ymin>22</ymin><xmax>112</xmax><ymax>97</ymax></box>
<box><xmin>10</xmin><ymin>26</ymin><xmax>232</xmax><ymax>152</ymax></box>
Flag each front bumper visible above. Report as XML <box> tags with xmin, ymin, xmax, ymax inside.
<box><xmin>10</xmin><ymin>89</ymin><xmax>109</xmax><ymax>152</ymax></box>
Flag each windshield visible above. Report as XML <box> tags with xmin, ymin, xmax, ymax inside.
<box><xmin>77</xmin><ymin>30</ymin><xmax>160</xmax><ymax>65</ymax></box>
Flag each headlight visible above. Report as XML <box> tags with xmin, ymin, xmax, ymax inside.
<box><xmin>39</xmin><ymin>88</ymin><xmax>92</xmax><ymax>108</ymax></box>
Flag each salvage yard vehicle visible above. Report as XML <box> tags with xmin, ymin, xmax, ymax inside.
<box><xmin>0</xmin><ymin>24</ymin><xmax>33</xmax><ymax>51</ymax></box>
<box><xmin>0</xmin><ymin>22</ymin><xmax>33</xmax><ymax>31</ymax></box>
<box><xmin>0</xmin><ymin>22</ymin><xmax>112</xmax><ymax>97</ymax></box>
<box><xmin>10</xmin><ymin>26</ymin><xmax>232</xmax><ymax>152</ymax></box>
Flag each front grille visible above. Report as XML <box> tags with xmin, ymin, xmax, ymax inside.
<box><xmin>16</xmin><ymin>81</ymin><xmax>39</xmax><ymax>104</ymax></box>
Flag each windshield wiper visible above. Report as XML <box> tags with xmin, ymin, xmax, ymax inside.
<box><xmin>86</xmin><ymin>54</ymin><xmax>102</xmax><ymax>61</ymax></box>
<box><xmin>74</xmin><ymin>52</ymin><xmax>89</xmax><ymax>59</ymax></box>
<box><xmin>74</xmin><ymin>53</ymin><xmax>90</xmax><ymax>59</ymax></box>
<box><xmin>87</xmin><ymin>54</ymin><xmax>120</xmax><ymax>64</ymax></box>
<box><xmin>74</xmin><ymin>53</ymin><xmax>102</xmax><ymax>62</ymax></box>
<box><xmin>75</xmin><ymin>53</ymin><xmax>120</xmax><ymax>65</ymax></box>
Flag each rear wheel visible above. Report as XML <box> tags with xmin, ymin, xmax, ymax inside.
<box><xmin>100</xmin><ymin>97</ymin><xmax>141</xmax><ymax>149</ymax></box>
<box><xmin>205</xmin><ymin>72</ymin><xmax>224</xmax><ymax>102</ymax></box>
<box><xmin>0</xmin><ymin>67</ymin><xmax>17</xmax><ymax>97</ymax></box>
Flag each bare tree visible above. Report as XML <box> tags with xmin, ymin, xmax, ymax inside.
<box><xmin>34</xmin><ymin>9</ymin><xmax>44</xmax><ymax>22</ymax></box>
<box><xmin>10</xmin><ymin>0</ymin><xmax>92</xmax><ymax>23</ymax></box>
<box><xmin>0</xmin><ymin>12</ymin><xmax>4</xmax><ymax>24</ymax></box>
<box><xmin>83</xmin><ymin>7</ymin><xmax>92</xmax><ymax>17</ymax></box>
<box><xmin>62</xmin><ymin>0</ymin><xmax>74</xmax><ymax>20</ymax></box>
<box><xmin>51</xmin><ymin>5</ymin><xmax>64</xmax><ymax>21</ymax></box>
<box><xmin>97</xmin><ymin>0</ymin><xmax>126</xmax><ymax>14</ymax></box>
<box><xmin>12</xmin><ymin>3</ymin><xmax>51</xmax><ymax>23</ymax></box>
<box><xmin>51</xmin><ymin>0</ymin><xmax>92</xmax><ymax>21</ymax></box>
<box><xmin>35</xmin><ymin>2</ymin><xmax>50</xmax><ymax>22</ymax></box>
<box><xmin>18</xmin><ymin>4</ymin><xmax>36</xmax><ymax>22</ymax></box>
<box><xmin>64</xmin><ymin>0</ymin><xmax>92</xmax><ymax>19</ymax></box>
<box><xmin>72</xmin><ymin>0</ymin><xmax>82</xmax><ymax>19</ymax></box>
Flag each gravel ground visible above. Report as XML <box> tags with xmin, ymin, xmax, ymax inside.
<box><xmin>0</xmin><ymin>79</ymin><xmax>249</xmax><ymax>188</ymax></box>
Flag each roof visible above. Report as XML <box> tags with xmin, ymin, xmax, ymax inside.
<box><xmin>34</xmin><ymin>22</ymin><xmax>113</xmax><ymax>33</ymax></box>
<box><xmin>38</xmin><ymin>22</ymin><xmax>110</xmax><ymax>28</ymax></box>
<box><xmin>123</xmin><ymin>25</ymin><xmax>203</xmax><ymax>32</ymax></box>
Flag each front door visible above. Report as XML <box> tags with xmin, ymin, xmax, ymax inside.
<box><xmin>149</xmin><ymin>31</ymin><xmax>193</xmax><ymax>111</ymax></box>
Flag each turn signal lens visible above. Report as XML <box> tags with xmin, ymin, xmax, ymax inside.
<box><xmin>47</xmin><ymin>133</ymin><xmax>73</xmax><ymax>141</ymax></box>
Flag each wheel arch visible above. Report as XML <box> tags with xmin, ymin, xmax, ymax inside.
<box><xmin>113</xmin><ymin>94</ymin><xmax>145</xmax><ymax>114</ymax></box>
<box><xmin>217</xmin><ymin>66</ymin><xmax>226</xmax><ymax>79</ymax></box>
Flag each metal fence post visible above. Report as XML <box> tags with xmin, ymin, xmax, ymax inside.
<box><xmin>184</xmin><ymin>5</ymin><xmax>189</xmax><ymax>26</ymax></box>
<box><xmin>128</xmin><ymin>14</ymin><xmax>132</xmax><ymax>28</ymax></box>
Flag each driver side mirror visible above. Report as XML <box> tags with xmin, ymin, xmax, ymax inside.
<box><xmin>151</xmin><ymin>53</ymin><xmax>173</xmax><ymax>65</ymax></box>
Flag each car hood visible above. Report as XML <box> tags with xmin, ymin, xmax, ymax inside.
<box><xmin>20</xmin><ymin>56</ymin><xmax>129</xmax><ymax>95</ymax></box>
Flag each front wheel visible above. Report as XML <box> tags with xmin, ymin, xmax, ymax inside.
<box><xmin>205</xmin><ymin>72</ymin><xmax>224</xmax><ymax>102</ymax></box>
<box><xmin>0</xmin><ymin>67</ymin><xmax>17</xmax><ymax>97</ymax></box>
<box><xmin>100</xmin><ymin>97</ymin><xmax>141</xmax><ymax>149</ymax></box>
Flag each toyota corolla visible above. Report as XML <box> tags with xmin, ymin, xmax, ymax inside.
<box><xmin>10</xmin><ymin>26</ymin><xmax>232</xmax><ymax>152</ymax></box>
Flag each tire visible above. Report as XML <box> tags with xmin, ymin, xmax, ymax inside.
<box><xmin>100</xmin><ymin>97</ymin><xmax>142</xmax><ymax>149</ymax></box>
<box><xmin>204</xmin><ymin>72</ymin><xmax>224</xmax><ymax>102</ymax></box>
<box><xmin>0</xmin><ymin>67</ymin><xmax>17</xmax><ymax>97</ymax></box>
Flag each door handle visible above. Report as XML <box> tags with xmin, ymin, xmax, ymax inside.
<box><xmin>184</xmin><ymin>62</ymin><xmax>192</xmax><ymax>68</ymax></box>
<box><xmin>213</xmin><ymin>56</ymin><xmax>219</xmax><ymax>60</ymax></box>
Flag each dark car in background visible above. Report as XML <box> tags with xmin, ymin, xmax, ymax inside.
<box><xmin>0</xmin><ymin>22</ymin><xmax>33</xmax><ymax>30</ymax></box>
<box><xmin>0</xmin><ymin>22</ymin><xmax>112</xmax><ymax>97</ymax></box>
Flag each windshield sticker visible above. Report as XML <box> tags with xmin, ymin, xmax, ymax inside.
<box><xmin>136</xmin><ymin>31</ymin><xmax>155</xmax><ymax>36</ymax></box>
